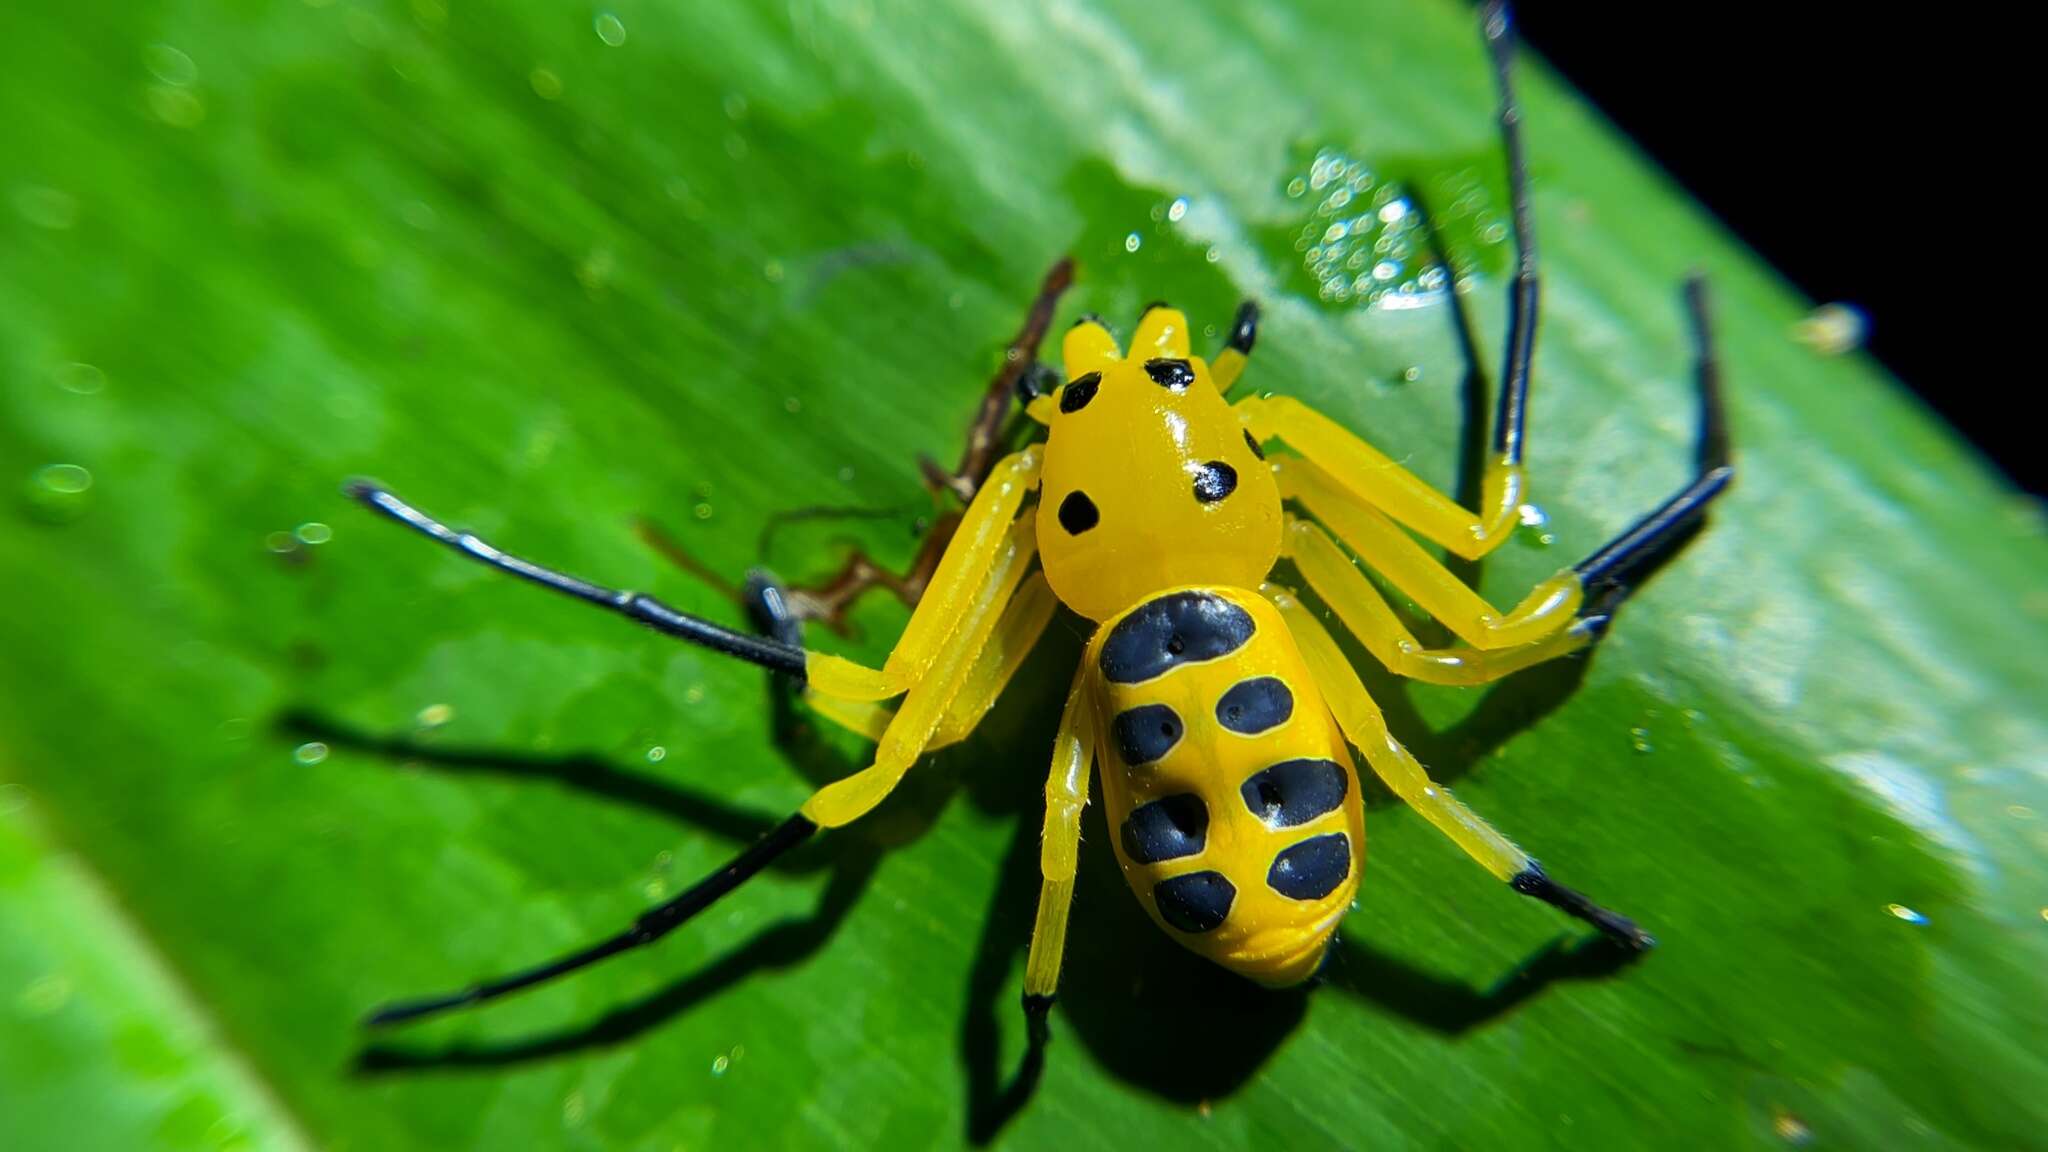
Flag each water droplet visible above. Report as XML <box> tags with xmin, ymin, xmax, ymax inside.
<box><xmin>264</xmin><ymin>531</ymin><xmax>298</xmax><ymax>555</ymax></box>
<box><xmin>784</xmin><ymin>396</ymin><xmax>802</xmax><ymax>413</ymax></box>
<box><xmin>1166</xmin><ymin>196</ymin><xmax>1189</xmax><ymax>223</ymax></box>
<box><xmin>13</xmin><ymin>185</ymin><xmax>78</xmax><ymax>230</ymax></box>
<box><xmin>1123</xmin><ymin>232</ymin><xmax>1141</xmax><ymax>253</ymax></box>
<box><xmin>415</xmin><ymin>703</ymin><xmax>453</xmax><ymax>729</ymax></box>
<box><xmin>1286</xmin><ymin>177</ymin><xmax>1307</xmax><ymax>198</ymax></box>
<box><xmin>146</xmin><ymin>84</ymin><xmax>205</xmax><ymax>127</ymax></box>
<box><xmin>723</xmin><ymin>92</ymin><xmax>749</xmax><ymax>121</ymax></box>
<box><xmin>27</xmin><ymin>464</ymin><xmax>93</xmax><ymax>522</ymax></box>
<box><xmin>1884</xmin><ymin>903</ymin><xmax>1928</xmax><ymax>925</ymax></box>
<box><xmin>529</xmin><ymin>67</ymin><xmax>563</xmax><ymax>100</ymax></box>
<box><xmin>646</xmin><ymin>745</ymin><xmax>667</xmax><ymax>763</ymax></box>
<box><xmin>723</xmin><ymin>133</ymin><xmax>749</xmax><ymax>160</ymax></box>
<box><xmin>144</xmin><ymin>43</ymin><xmax>198</xmax><ymax>86</ymax></box>
<box><xmin>1771</xmin><ymin>1110</ymin><xmax>1812</xmax><ymax>1146</ymax></box>
<box><xmin>52</xmin><ymin>362</ymin><xmax>105</xmax><ymax>394</ymax></box>
<box><xmin>1516</xmin><ymin>503</ymin><xmax>1549</xmax><ymax>528</ymax></box>
<box><xmin>1629</xmin><ymin>727</ymin><xmax>1653</xmax><ymax>754</ymax></box>
<box><xmin>593</xmin><ymin>12</ymin><xmax>626</xmax><ymax>46</ymax></box>
<box><xmin>692</xmin><ymin>503</ymin><xmax>713</xmax><ymax>520</ymax></box>
<box><xmin>400</xmin><ymin>200</ymin><xmax>437</xmax><ymax>230</ymax></box>
<box><xmin>683</xmin><ymin>684</ymin><xmax>706</xmax><ymax>705</ymax></box>
<box><xmin>711</xmin><ymin>1053</ymin><xmax>730</xmax><ymax>1076</ymax></box>
<box><xmin>17</xmin><ymin>972</ymin><xmax>73</xmax><ymax>1017</ymax></box>
<box><xmin>2005</xmin><ymin>803</ymin><xmax>2035</xmax><ymax>820</ymax></box>
<box><xmin>1401</xmin><ymin>365</ymin><xmax>1422</xmax><ymax>383</ymax></box>
<box><xmin>295</xmin><ymin>521</ymin><xmax>332</xmax><ymax>545</ymax></box>
<box><xmin>1792</xmin><ymin>302</ymin><xmax>1866</xmax><ymax>356</ymax></box>
<box><xmin>762</xmin><ymin>259</ymin><xmax>784</xmax><ymax>283</ymax></box>
<box><xmin>561</xmin><ymin>1090</ymin><xmax>586</xmax><ymax>1127</ymax></box>
<box><xmin>293</xmin><ymin>742</ymin><xmax>329</xmax><ymax>766</ymax></box>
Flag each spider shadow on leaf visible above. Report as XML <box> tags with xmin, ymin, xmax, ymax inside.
<box><xmin>280</xmin><ymin>678</ymin><xmax>937</xmax><ymax>1075</ymax></box>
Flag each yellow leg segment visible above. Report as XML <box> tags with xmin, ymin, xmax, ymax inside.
<box><xmin>1278</xmin><ymin>456</ymin><xmax>1582</xmax><ymax>651</ymax></box>
<box><xmin>802</xmin><ymin>446</ymin><xmax>1043</xmax><ymax>703</ymax></box>
<box><xmin>1024</xmin><ymin>659</ymin><xmax>1097</xmax><ymax>1003</ymax></box>
<box><xmin>800</xmin><ymin>513</ymin><xmax>1038</xmax><ymax>828</ymax></box>
<box><xmin>1240</xmin><ymin>393</ymin><xmax>1522</xmax><ymax>561</ymax></box>
<box><xmin>1268</xmin><ymin>585</ymin><xmax>1530</xmax><ymax>880</ymax></box>
<box><xmin>802</xmin><ymin>571</ymin><xmax>1059</xmax><ymax>749</ymax></box>
<box><xmin>1282</xmin><ymin>517</ymin><xmax>1588</xmax><ymax>684</ymax></box>
<box><xmin>1211</xmin><ymin>346</ymin><xmax>1249</xmax><ymax>394</ymax></box>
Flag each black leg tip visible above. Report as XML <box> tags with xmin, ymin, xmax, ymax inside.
<box><xmin>1071</xmin><ymin>312</ymin><xmax>1105</xmax><ymax>330</ymax></box>
<box><xmin>341</xmin><ymin>477</ymin><xmax>385</xmax><ymax>503</ymax></box>
<box><xmin>1511</xmin><ymin>866</ymin><xmax>1655</xmax><ymax>952</ymax></box>
<box><xmin>362</xmin><ymin>989</ymin><xmax>472</xmax><ymax>1029</ymax></box>
<box><xmin>1021</xmin><ymin>993</ymin><xmax>1055</xmax><ymax>1045</ymax></box>
<box><xmin>1140</xmin><ymin>299</ymin><xmax>1172</xmax><ymax>316</ymax></box>
<box><xmin>1227</xmin><ymin>300</ymin><xmax>1259</xmax><ymax>354</ymax></box>
<box><xmin>1015</xmin><ymin>362</ymin><xmax>1060</xmax><ymax>408</ymax></box>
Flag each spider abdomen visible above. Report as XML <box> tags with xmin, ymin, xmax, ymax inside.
<box><xmin>1088</xmin><ymin>585</ymin><xmax>1366</xmax><ymax>987</ymax></box>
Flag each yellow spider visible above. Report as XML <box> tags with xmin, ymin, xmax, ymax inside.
<box><xmin>347</xmin><ymin>1</ymin><xmax>1731</xmax><ymax>1038</ymax></box>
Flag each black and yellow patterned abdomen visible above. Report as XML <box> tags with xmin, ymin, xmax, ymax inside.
<box><xmin>1087</xmin><ymin>586</ymin><xmax>1365</xmax><ymax>986</ymax></box>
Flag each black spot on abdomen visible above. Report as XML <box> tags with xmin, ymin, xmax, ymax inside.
<box><xmin>1192</xmin><ymin>461</ymin><xmax>1238</xmax><ymax>503</ymax></box>
<box><xmin>1268</xmin><ymin>833</ymin><xmax>1352</xmax><ymax>900</ymax></box>
<box><xmin>1241</xmin><ymin>758</ymin><xmax>1349</xmax><ymax>827</ymax></box>
<box><xmin>1113</xmin><ymin>703</ymin><xmax>1183</xmax><ymax>766</ymax></box>
<box><xmin>1120</xmin><ymin>793</ymin><xmax>1207</xmax><ymax>864</ymax></box>
<box><xmin>1216</xmin><ymin>676</ymin><xmax>1293</xmax><ymax>735</ymax></box>
<box><xmin>1099</xmin><ymin>591</ymin><xmax>1256</xmax><ymax>684</ymax></box>
<box><xmin>1057</xmin><ymin>491</ymin><xmax>1099</xmax><ymax>535</ymax></box>
<box><xmin>1154</xmin><ymin>870</ymin><xmax>1236</xmax><ymax>933</ymax></box>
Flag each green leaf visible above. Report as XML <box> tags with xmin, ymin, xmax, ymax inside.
<box><xmin>2</xmin><ymin>1</ymin><xmax>2042</xmax><ymax>1149</ymax></box>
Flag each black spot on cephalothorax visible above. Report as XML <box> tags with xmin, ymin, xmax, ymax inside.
<box><xmin>1144</xmin><ymin>358</ymin><xmax>1196</xmax><ymax>390</ymax></box>
<box><xmin>1153</xmin><ymin>870</ymin><xmax>1236</xmax><ymax>933</ymax></box>
<box><xmin>1099</xmin><ymin>591</ymin><xmax>1256</xmax><ymax>684</ymax></box>
<box><xmin>1216</xmin><ymin>676</ymin><xmax>1294</xmax><ymax>735</ymax></box>
<box><xmin>1121</xmin><ymin>793</ymin><xmax>1207</xmax><ymax>864</ymax></box>
<box><xmin>1113</xmin><ymin>703</ymin><xmax>1183</xmax><ymax>766</ymax></box>
<box><xmin>1268</xmin><ymin>833</ymin><xmax>1351</xmax><ymax>900</ymax></box>
<box><xmin>1192</xmin><ymin>461</ymin><xmax>1238</xmax><ymax>504</ymax></box>
<box><xmin>1057</xmin><ymin>491</ymin><xmax>1099</xmax><ymax>535</ymax></box>
<box><xmin>1241</xmin><ymin>758</ymin><xmax>1349</xmax><ymax>827</ymax></box>
<box><xmin>1059</xmin><ymin>371</ymin><xmax>1101</xmax><ymax>413</ymax></box>
<box><xmin>1243</xmin><ymin>429</ymin><xmax>1266</xmax><ymax>460</ymax></box>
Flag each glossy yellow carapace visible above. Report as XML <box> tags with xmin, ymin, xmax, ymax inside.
<box><xmin>1033</xmin><ymin>307</ymin><xmax>1281</xmax><ymax>622</ymax></box>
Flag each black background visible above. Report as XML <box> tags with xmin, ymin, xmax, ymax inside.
<box><xmin>1515</xmin><ymin>7</ymin><xmax>2029</xmax><ymax>491</ymax></box>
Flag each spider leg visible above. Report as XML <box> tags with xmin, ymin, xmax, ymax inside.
<box><xmin>1278</xmin><ymin>519</ymin><xmax>1586</xmax><ymax>686</ymax></box>
<box><xmin>1571</xmin><ymin>276</ymin><xmax>1733</xmax><ymax>636</ymax></box>
<box><xmin>1270</xmin><ymin>586</ymin><xmax>1651</xmax><ymax>949</ymax></box>
<box><xmin>1235</xmin><ymin>1</ymin><xmax>1543</xmax><ymax>562</ymax></box>
<box><xmin>1019</xmin><ymin>660</ymin><xmax>1097</xmax><ymax>1033</ymax></box>
<box><xmin>646</xmin><ymin>258</ymin><xmax>1072</xmax><ymax>643</ymax></box>
<box><xmin>361</xmin><ymin>491</ymin><xmax>1047</xmax><ymax>1026</ymax></box>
